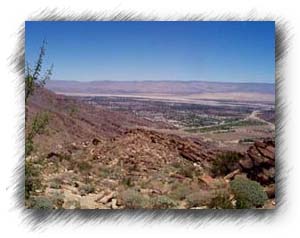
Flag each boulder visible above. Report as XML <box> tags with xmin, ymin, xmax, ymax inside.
<box><xmin>199</xmin><ymin>174</ymin><xmax>215</xmax><ymax>187</ymax></box>
<box><xmin>111</xmin><ymin>198</ymin><xmax>118</xmax><ymax>209</ymax></box>
<box><xmin>224</xmin><ymin>169</ymin><xmax>240</xmax><ymax>181</ymax></box>
<box><xmin>240</xmin><ymin>139</ymin><xmax>275</xmax><ymax>186</ymax></box>
<box><xmin>98</xmin><ymin>192</ymin><xmax>115</xmax><ymax>204</ymax></box>
<box><xmin>239</xmin><ymin>157</ymin><xmax>253</xmax><ymax>170</ymax></box>
<box><xmin>265</xmin><ymin>184</ymin><xmax>275</xmax><ymax>198</ymax></box>
<box><xmin>92</xmin><ymin>138</ymin><xmax>101</xmax><ymax>145</ymax></box>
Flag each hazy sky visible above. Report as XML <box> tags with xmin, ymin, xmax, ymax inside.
<box><xmin>25</xmin><ymin>21</ymin><xmax>275</xmax><ymax>83</ymax></box>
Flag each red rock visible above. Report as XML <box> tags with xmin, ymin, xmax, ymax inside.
<box><xmin>257</xmin><ymin>146</ymin><xmax>274</xmax><ymax>160</ymax></box>
<box><xmin>266</xmin><ymin>146</ymin><xmax>275</xmax><ymax>155</ymax></box>
<box><xmin>170</xmin><ymin>173</ymin><xmax>186</xmax><ymax>180</ymax></box>
<box><xmin>262</xmin><ymin>167</ymin><xmax>275</xmax><ymax>179</ymax></box>
<box><xmin>255</xmin><ymin>141</ymin><xmax>267</xmax><ymax>148</ymax></box>
<box><xmin>224</xmin><ymin>169</ymin><xmax>240</xmax><ymax>180</ymax></box>
<box><xmin>240</xmin><ymin>139</ymin><xmax>275</xmax><ymax>185</ymax></box>
<box><xmin>257</xmin><ymin>172</ymin><xmax>270</xmax><ymax>185</ymax></box>
<box><xmin>199</xmin><ymin>174</ymin><xmax>215</xmax><ymax>186</ymax></box>
<box><xmin>265</xmin><ymin>184</ymin><xmax>275</xmax><ymax>198</ymax></box>
<box><xmin>239</xmin><ymin>158</ymin><xmax>253</xmax><ymax>169</ymax></box>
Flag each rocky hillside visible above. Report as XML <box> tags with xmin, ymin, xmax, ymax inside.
<box><xmin>26</xmin><ymin>86</ymin><xmax>173</xmax><ymax>153</ymax></box>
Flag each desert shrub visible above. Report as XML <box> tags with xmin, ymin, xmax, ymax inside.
<box><xmin>139</xmin><ymin>179</ymin><xmax>149</xmax><ymax>189</ymax></box>
<box><xmin>170</xmin><ymin>160</ymin><xmax>182</xmax><ymax>169</ymax></box>
<box><xmin>25</xmin><ymin>112</ymin><xmax>50</xmax><ymax>157</ymax></box>
<box><xmin>178</xmin><ymin>164</ymin><xmax>194</xmax><ymax>178</ymax></box>
<box><xmin>98</xmin><ymin>166</ymin><xmax>111</xmax><ymax>178</ymax></box>
<box><xmin>69</xmin><ymin>105</ymin><xmax>79</xmax><ymax>117</ymax></box>
<box><xmin>109</xmin><ymin>166</ymin><xmax>122</xmax><ymax>180</ymax></box>
<box><xmin>77</xmin><ymin>160</ymin><xmax>92</xmax><ymax>172</ymax></box>
<box><xmin>208</xmin><ymin>190</ymin><xmax>233</xmax><ymax>209</ymax></box>
<box><xmin>79</xmin><ymin>183</ymin><xmax>95</xmax><ymax>195</ymax></box>
<box><xmin>59</xmin><ymin>153</ymin><xmax>71</xmax><ymax>161</ymax></box>
<box><xmin>32</xmin><ymin>196</ymin><xmax>53</xmax><ymax>209</ymax></box>
<box><xmin>186</xmin><ymin>190</ymin><xmax>214</xmax><ymax>208</ymax></box>
<box><xmin>25</xmin><ymin>138</ymin><xmax>34</xmax><ymax>157</ymax></box>
<box><xmin>49</xmin><ymin>190</ymin><xmax>65</xmax><ymax>208</ymax></box>
<box><xmin>210</xmin><ymin>179</ymin><xmax>228</xmax><ymax>189</ymax></box>
<box><xmin>25</xmin><ymin>160</ymin><xmax>43</xmax><ymax>199</ymax></box>
<box><xmin>211</xmin><ymin>151</ymin><xmax>242</xmax><ymax>176</ymax></box>
<box><xmin>230</xmin><ymin>176</ymin><xmax>268</xmax><ymax>208</ymax></box>
<box><xmin>170</xmin><ymin>182</ymin><xmax>191</xmax><ymax>200</ymax></box>
<box><xmin>49</xmin><ymin>177</ymin><xmax>62</xmax><ymax>189</ymax></box>
<box><xmin>121</xmin><ymin>189</ymin><xmax>148</xmax><ymax>208</ymax></box>
<box><xmin>30</xmin><ymin>112</ymin><xmax>49</xmax><ymax>136</ymax></box>
<box><xmin>175</xmin><ymin>160</ymin><xmax>201</xmax><ymax>179</ymax></box>
<box><xmin>121</xmin><ymin>176</ymin><xmax>134</xmax><ymax>187</ymax></box>
<box><xmin>150</xmin><ymin>196</ymin><xmax>177</xmax><ymax>209</ymax></box>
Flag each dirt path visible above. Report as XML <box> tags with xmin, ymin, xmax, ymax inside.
<box><xmin>246</xmin><ymin>110</ymin><xmax>275</xmax><ymax>130</ymax></box>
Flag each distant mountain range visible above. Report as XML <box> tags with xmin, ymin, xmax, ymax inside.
<box><xmin>46</xmin><ymin>80</ymin><xmax>275</xmax><ymax>96</ymax></box>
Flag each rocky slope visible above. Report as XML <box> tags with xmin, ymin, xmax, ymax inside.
<box><xmin>26</xmin><ymin>86</ymin><xmax>173</xmax><ymax>152</ymax></box>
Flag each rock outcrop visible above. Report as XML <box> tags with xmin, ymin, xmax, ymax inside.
<box><xmin>239</xmin><ymin>139</ymin><xmax>275</xmax><ymax>185</ymax></box>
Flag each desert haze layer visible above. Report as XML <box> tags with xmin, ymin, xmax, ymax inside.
<box><xmin>46</xmin><ymin>80</ymin><xmax>275</xmax><ymax>103</ymax></box>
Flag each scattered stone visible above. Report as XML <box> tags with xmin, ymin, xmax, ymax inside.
<box><xmin>199</xmin><ymin>174</ymin><xmax>215</xmax><ymax>187</ymax></box>
<box><xmin>265</xmin><ymin>184</ymin><xmax>275</xmax><ymax>198</ymax></box>
<box><xmin>99</xmin><ymin>192</ymin><xmax>115</xmax><ymax>204</ymax></box>
<box><xmin>111</xmin><ymin>198</ymin><xmax>118</xmax><ymax>209</ymax></box>
<box><xmin>170</xmin><ymin>173</ymin><xmax>186</xmax><ymax>180</ymax></box>
<box><xmin>151</xmin><ymin>189</ymin><xmax>162</xmax><ymax>195</ymax></box>
<box><xmin>92</xmin><ymin>138</ymin><xmax>101</xmax><ymax>145</ymax></box>
<box><xmin>47</xmin><ymin>152</ymin><xmax>60</xmax><ymax>159</ymax></box>
<box><xmin>254</xmin><ymin>141</ymin><xmax>266</xmax><ymax>148</ymax></box>
<box><xmin>224</xmin><ymin>169</ymin><xmax>240</xmax><ymax>181</ymax></box>
<box><xmin>239</xmin><ymin>157</ymin><xmax>253</xmax><ymax>170</ymax></box>
<box><xmin>190</xmin><ymin>206</ymin><xmax>208</xmax><ymax>209</ymax></box>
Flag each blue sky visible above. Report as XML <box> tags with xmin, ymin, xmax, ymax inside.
<box><xmin>25</xmin><ymin>21</ymin><xmax>275</xmax><ymax>83</ymax></box>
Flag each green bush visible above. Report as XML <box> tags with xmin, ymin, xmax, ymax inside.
<box><xmin>25</xmin><ymin>160</ymin><xmax>42</xmax><ymax>199</ymax></box>
<box><xmin>211</xmin><ymin>151</ymin><xmax>242</xmax><ymax>176</ymax></box>
<box><xmin>208</xmin><ymin>190</ymin><xmax>233</xmax><ymax>209</ymax></box>
<box><xmin>25</xmin><ymin>138</ymin><xmax>34</xmax><ymax>157</ymax></box>
<box><xmin>79</xmin><ymin>183</ymin><xmax>95</xmax><ymax>195</ymax></box>
<box><xmin>121</xmin><ymin>176</ymin><xmax>134</xmax><ymax>187</ymax></box>
<box><xmin>59</xmin><ymin>153</ymin><xmax>71</xmax><ymax>161</ymax></box>
<box><xmin>186</xmin><ymin>190</ymin><xmax>214</xmax><ymax>208</ymax></box>
<box><xmin>49</xmin><ymin>177</ymin><xmax>62</xmax><ymax>189</ymax></box>
<box><xmin>170</xmin><ymin>182</ymin><xmax>191</xmax><ymax>200</ymax></box>
<box><xmin>30</xmin><ymin>112</ymin><xmax>49</xmax><ymax>136</ymax></box>
<box><xmin>98</xmin><ymin>166</ymin><xmax>111</xmax><ymax>178</ymax></box>
<box><xmin>230</xmin><ymin>176</ymin><xmax>268</xmax><ymax>208</ymax></box>
<box><xmin>25</xmin><ymin>112</ymin><xmax>50</xmax><ymax>157</ymax></box>
<box><xmin>77</xmin><ymin>160</ymin><xmax>92</xmax><ymax>172</ymax></box>
<box><xmin>32</xmin><ymin>196</ymin><xmax>53</xmax><ymax>209</ymax></box>
<box><xmin>69</xmin><ymin>105</ymin><xmax>79</xmax><ymax>117</ymax></box>
<box><xmin>121</xmin><ymin>189</ymin><xmax>148</xmax><ymax>208</ymax></box>
<box><xmin>150</xmin><ymin>195</ymin><xmax>177</xmax><ymax>209</ymax></box>
<box><xmin>174</xmin><ymin>160</ymin><xmax>201</xmax><ymax>179</ymax></box>
<box><xmin>49</xmin><ymin>190</ymin><xmax>65</xmax><ymax>208</ymax></box>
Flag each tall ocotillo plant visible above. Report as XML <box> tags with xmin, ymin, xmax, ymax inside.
<box><xmin>25</xmin><ymin>41</ymin><xmax>53</xmax><ymax>156</ymax></box>
<box><xmin>25</xmin><ymin>40</ymin><xmax>53</xmax><ymax>104</ymax></box>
